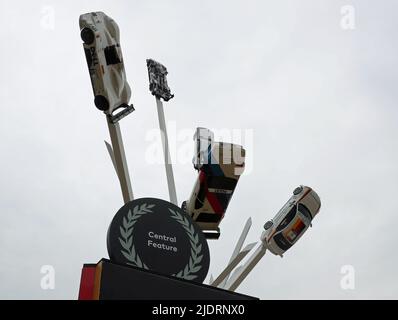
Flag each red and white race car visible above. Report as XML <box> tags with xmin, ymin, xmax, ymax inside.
<box><xmin>182</xmin><ymin>128</ymin><xmax>246</xmax><ymax>239</ymax></box>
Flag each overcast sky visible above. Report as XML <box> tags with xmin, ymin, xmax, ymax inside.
<box><xmin>0</xmin><ymin>0</ymin><xmax>397</xmax><ymax>299</ymax></box>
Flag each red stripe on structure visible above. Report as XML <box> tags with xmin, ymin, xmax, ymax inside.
<box><xmin>78</xmin><ymin>264</ymin><xmax>97</xmax><ymax>300</ymax></box>
<box><xmin>199</xmin><ymin>170</ymin><xmax>206</xmax><ymax>183</ymax></box>
<box><xmin>206</xmin><ymin>191</ymin><xmax>224</xmax><ymax>214</ymax></box>
<box><xmin>199</xmin><ymin>169</ymin><xmax>224</xmax><ymax>215</ymax></box>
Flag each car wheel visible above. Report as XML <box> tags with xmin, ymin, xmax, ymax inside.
<box><xmin>264</xmin><ymin>221</ymin><xmax>273</xmax><ymax>230</ymax></box>
<box><xmin>81</xmin><ymin>27</ymin><xmax>95</xmax><ymax>45</ymax></box>
<box><xmin>94</xmin><ymin>95</ymin><xmax>109</xmax><ymax>111</ymax></box>
<box><xmin>293</xmin><ymin>186</ymin><xmax>303</xmax><ymax>195</ymax></box>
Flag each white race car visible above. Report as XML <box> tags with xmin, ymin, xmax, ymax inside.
<box><xmin>261</xmin><ymin>186</ymin><xmax>321</xmax><ymax>257</ymax></box>
<box><xmin>79</xmin><ymin>12</ymin><xmax>134</xmax><ymax>122</ymax></box>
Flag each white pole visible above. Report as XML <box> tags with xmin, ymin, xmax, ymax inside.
<box><xmin>104</xmin><ymin>140</ymin><xmax>118</xmax><ymax>178</ymax></box>
<box><xmin>219</xmin><ymin>217</ymin><xmax>252</xmax><ymax>288</ymax></box>
<box><xmin>231</xmin><ymin>218</ymin><xmax>253</xmax><ymax>260</ymax></box>
<box><xmin>107</xmin><ymin>118</ymin><xmax>134</xmax><ymax>204</ymax></box>
<box><xmin>155</xmin><ymin>97</ymin><xmax>178</xmax><ymax>206</ymax></box>
<box><xmin>211</xmin><ymin>242</ymin><xmax>257</xmax><ymax>287</ymax></box>
<box><xmin>225</xmin><ymin>244</ymin><xmax>267</xmax><ymax>292</ymax></box>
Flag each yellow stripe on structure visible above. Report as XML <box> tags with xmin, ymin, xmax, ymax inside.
<box><xmin>92</xmin><ymin>261</ymin><xmax>103</xmax><ymax>300</ymax></box>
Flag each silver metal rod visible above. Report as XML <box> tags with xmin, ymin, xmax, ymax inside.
<box><xmin>155</xmin><ymin>97</ymin><xmax>178</xmax><ymax>206</ymax></box>
<box><xmin>105</xmin><ymin>140</ymin><xmax>118</xmax><ymax>178</ymax></box>
<box><xmin>208</xmin><ymin>274</ymin><xmax>214</xmax><ymax>285</ymax></box>
<box><xmin>231</xmin><ymin>218</ymin><xmax>253</xmax><ymax>261</ymax></box>
<box><xmin>225</xmin><ymin>244</ymin><xmax>267</xmax><ymax>292</ymax></box>
<box><xmin>211</xmin><ymin>242</ymin><xmax>257</xmax><ymax>287</ymax></box>
<box><xmin>219</xmin><ymin>217</ymin><xmax>252</xmax><ymax>288</ymax></box>
<box><xmin>107</xmin><ymin>118</ymin><xmax>134</xmax><ymax>204</ymax></box>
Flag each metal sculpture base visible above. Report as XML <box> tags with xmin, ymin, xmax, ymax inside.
<box><xmin>78</xmin><ymin>258</ymin><xmax>258</xmax><ymax>300</ymax></box>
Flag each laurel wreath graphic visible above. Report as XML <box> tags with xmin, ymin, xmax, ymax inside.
<box><xmin>118</xmin><ymin>203</ymin><xmax>155</xmax><ymax>269</ymax></box>
<box><xmin>169</xmin><ymin>209</ymin><xmax>203</xmax><ymax>281</ymax></box>
<box><xmin>118</xmin><ymin>203</ymin><xmax>204</xmax><ymax>281</ymax></box>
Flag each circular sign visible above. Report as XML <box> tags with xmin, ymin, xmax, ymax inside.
<box><xmin>107</xmin><ymin>198</ymin><xmax>210</xmax><ymax>283</ymax></box>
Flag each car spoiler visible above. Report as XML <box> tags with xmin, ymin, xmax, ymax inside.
<box><xmin>203</xmin><ymin>228</ymin><xmax>221</xmax><ymax>240</ymax></box>
<box><xmin>108</xmin><ymin>104</ymin><xmax>135</xmax><ymax>123</ymax></box>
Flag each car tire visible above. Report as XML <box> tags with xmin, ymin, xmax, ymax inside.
<box><xmin>293</xmin><ymin>186</ymin><xmax>303</xmax><ymax>195</ymax></box>
<box><xmin>264</xmin><ymin>221</ymin><xmax>273</xmax><ymax>230</ymax></box>
<box><xmin>81</xmin><ymin>27</ymin><xmax>95</xmax><ymax>45</ymax></box>
<box><xmin>94</xmin><ymin>95</ymin><xmax>109</xmax><ymax>111</ymax></box>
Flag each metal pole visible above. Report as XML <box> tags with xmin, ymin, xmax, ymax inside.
<box><xmin>155</xmin><ymin>97</ymin><xmax>178</xmax><ymax>206</ymax></box>
<box><xmin>225</xmin><ymin>244</ymin><xmax>267</xmax><ymax>292</ymax></box>
<box><xmin>107</xmin><ymin>118</ymin><xmax>134</xmax><ymax>204</ymax></box>
<box><xmin>211</xmin><ymin>242</ymin><xmax>257</xmax><ymax>287</ymax></box>
<box><xmin>219</xmin><ymin>217</ymin><xmax>252</xmax><ymax>288</ymax></box>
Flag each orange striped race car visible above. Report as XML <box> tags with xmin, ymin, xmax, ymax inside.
<box><xmin>262</xmin><ymin>186</ymin><xmax>321</xmax><ymax>257</ymax></box>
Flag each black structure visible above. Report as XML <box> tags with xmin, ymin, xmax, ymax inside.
<box><xmin>107</xmin><ymin>197</ymin><xmax>210</xmax><ymax>283</ymax></box>
<box><xmin>94</xmin><ymin>259</ymin><xmax>258</xmax><ymax>300</ymax></box>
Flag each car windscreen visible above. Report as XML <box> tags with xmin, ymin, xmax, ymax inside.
<box><xmin>104</xmin><ymin>45</ymin><xmax>121</xmax><ymax>65</ymax></box>
<box><xmin>298</xmin><ymin>204</ymin><xmax>313</xmax><ymax>221</ymax></box>
<box><xmin>276</xmin><ymin>205</ymin><xmax>297</xmax><ymax>232</ymax></box>
<box><xmin>274</xmin><ymin>233</ymin><xmax>292</xmax><ymax>251</ymax></box>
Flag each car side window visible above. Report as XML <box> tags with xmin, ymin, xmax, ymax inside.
<box><xmin>276</xmin><ymin>205</ymin><xmax>297</xmax><ymax>232</ymax></box>
<box><xmin>298</xmin><ymin>204</ymin><xmax>313</xmax><ymax>221</ymax></box>
<box><xmin>104</xmin><ymin>45</ymin><xmax>121</xmax><ymax>65</ymax></box>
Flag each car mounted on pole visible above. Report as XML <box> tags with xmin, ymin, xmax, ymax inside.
<box><xmin>79</xmin><ymin>12</ymin><xmax>134</xmax><ymax>124</ymax></box>
<box><xmin>262</xmin><ymin>185</ymin><xmax>321</xmax><ymax>257</ymax></box>
<box><xmin>182</xmin><ymin>128</ymin><xmax>246</xmax><ymax>239</ymax></box>
<box><xmin>147</xmin><ymin>59</ymin><xmax>174</xmax><ymax>102</ymax></box>
<box><xmin>79</xmin><ymin>11</ymin><xmax>135</xmax><ymax>204</ymax></box>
